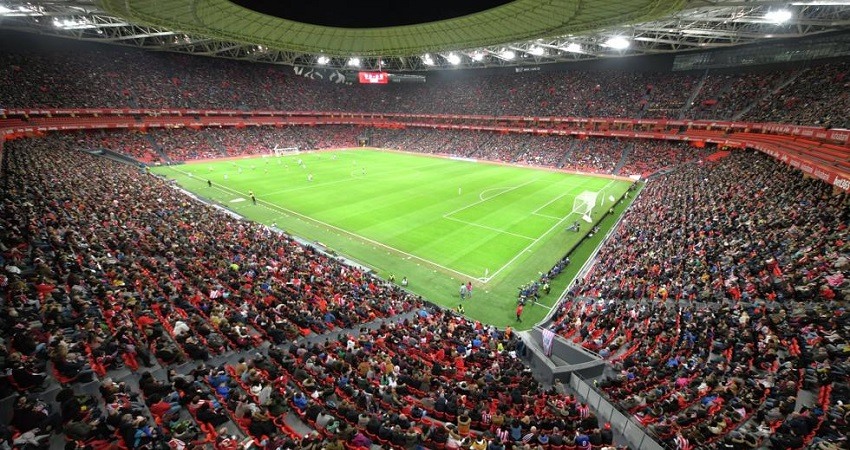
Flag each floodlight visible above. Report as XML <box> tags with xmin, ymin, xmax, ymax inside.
<box><xmin>347</xmin><ymin>57</ymin><xmax>360</xmax><ymax>67</ymax></box>
<box><xmin>563</xmin><ymin>43</ymin><xmax>582</xmax><ymax>53</ymax></box>
<box><xmin>528</xmin><ymin>46</ymin><xmax>544</xmax><ymax>56</ymax></box>
<box><xmin>316</xmin><ymin>55</ymin><xmax>329</xmax><ymax>65</ymax></box>
<box><xmin>500</xmin><ymin>49</ymin><xmax>515</xmax><ymax>60</ymax></box>
<box><xmin>447</xmin><ymin>53</ymin><xmax>461</xmax><ymax>65</ymax></box>
<box><xmin>791</xmin><ymin>1</ymin><xmax>850</xmax><ymax>4</ymax></box>
<box><xmin>470</xmin><ymin>51</ymin><xmax>485</xmax><ymax>62</ymax></box>
<box><xmin>422</xmin><ymin>54</ymin><xmax>434</xmax><ymax>66</ymax></box>
<box><xmin>604</xmin><ymin>36</ymin><xmax>630</xmax><ymax>50</ymax></box>
<box><xmin>765</xmin><ymin>9</ymin><xmax>793</xmax><ymax>23</ymax></box>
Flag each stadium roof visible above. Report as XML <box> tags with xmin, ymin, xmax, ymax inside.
<box><xmin>1</xmin><ymin>0</ymin><xmax>850</xmax><ymax>71</ymax></box>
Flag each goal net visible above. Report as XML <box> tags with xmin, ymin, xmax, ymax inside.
<box><xmin>273</xmin><ymin>145</ymin><xmax>299</xmax><ymax>157</ymax></box>
<box><xmin>572</xmin><ymin>191</ymin><xmax>599</xmax><ymax>223</ymax></box>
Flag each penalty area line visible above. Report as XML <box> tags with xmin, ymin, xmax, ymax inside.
<box><xmin>444</xmin><ymin>177</ymin><xmax>540</xmax><ymax>218</ymax></box>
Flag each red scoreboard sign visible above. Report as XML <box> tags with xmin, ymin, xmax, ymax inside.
<box><xmin>358</xmin><ymin>72</ymin><xmax>389</xmax><ymax>84</ymax></box>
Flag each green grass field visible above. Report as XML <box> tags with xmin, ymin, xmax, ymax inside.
<box><xmin>151</xmin><ymin>148</ymin><xmax>632</xmax><ymax>328</ymax></box>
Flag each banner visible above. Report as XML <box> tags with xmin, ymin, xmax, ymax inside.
<box><xmin>542</xmin><ymin>328</ymin><xmax>555</xmax><ymax>357</ymax></box>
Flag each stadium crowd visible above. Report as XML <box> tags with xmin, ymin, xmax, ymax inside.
<box><xmin>64</xmin><ymin>130</ymin><xmax>162</xmax><ymax>163</ymax></box>
<box><xmin>548</xmin><ymin>150</ymin><xmax>849</xmax><ymax>449</ymax></box>
<box><xmin>1</xmin><ymin>32</ymin><xmax>849</xmax><ymax>450</ymax></box>
<box><xmin>48</xmin><ymin>125</ymin><xmax>707</xmax><ymax>178</ymax></box>
<box><xmin>2</xmin><ymin>133</ymin><xmax>653</xmax><ymax>450</ymax></box>
<box><xmin>616</xmin><ymin>141</ymin><xmax>706</xmax><ymax>177</ymax></box>
<box><xmin>743</xmin><ymin>63</ymin><xmax>850</xmax><ymax>129</ymax></box>
<box><xmin>687</xmin><ymin>71</ymin><xmax>790</xmax><ymax>121</ymax></box>
<box><xmin>1</xmin><ymin>38</ymin><xmax>848</xmax><ymax>127</ymax></box>
<box><xmin>0</xmin><ymin>135</ymin><xmax>449</xmax><ymax>449</ymax></box>
<box><xmin>148</xmin><ymin>126</ymin><xmax>363</xmax><ymax>161</ymax></box>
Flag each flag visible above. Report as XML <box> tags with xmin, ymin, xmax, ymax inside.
<box><xmin>542</xmin><ymin>328</ymin><xmax>555</xmax><ymax>357</ymax></box>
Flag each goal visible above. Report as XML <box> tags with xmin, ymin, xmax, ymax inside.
<box><xmin>572</xmin><ymin>191</ymin><xmax>599</xmax><ymax>223</ymax></box>
<box><xmin>273</xmin><ymin>145</ymin><xmax>300</xmax><ymax>157</ymax></box>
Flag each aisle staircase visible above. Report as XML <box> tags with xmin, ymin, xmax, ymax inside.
<box><xmin>732</xmin><ymin>69</ymin><xmax>806</xmax><ymax>120</ymax></box>
<box><xmin>557</xmin><ymin>137</ymin><xmax>581</xmax><ymax>168</ymax></box>
<box><xmin>612</xmin><ymin>141</ymin><xmax>635</xmax><ymax>175</ymax></box>
<box><xmin>678</xmin><ymin>69</ymin><xmax>710</xmax><ymax>119</ymax></box>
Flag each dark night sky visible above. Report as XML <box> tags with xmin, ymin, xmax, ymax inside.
<box><xmin>231</xmin><ymin>0</ymin><xmax>515</xmax><ymax>28</ymax></box>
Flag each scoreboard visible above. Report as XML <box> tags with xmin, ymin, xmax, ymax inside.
<box><xmin>352</xmin><ymin>72</ymin><xmax>426</xmax><ymax>84</ymax></box>
<box><xmin>358</xmin><ymin>72</ymin><xmax>389</xmax><ymax>84</ymax></box>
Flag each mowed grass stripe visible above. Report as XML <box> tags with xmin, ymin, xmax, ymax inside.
<box><xmin>152</xmin><ymin>149</ymin><xmax>633</xmax><ymax>328</ymax></box>
<box><xmin>246</xmin><ymin>152</ymin><xmax>531</xmax><ymax>276</ymax></box>
<box><xmin>164</xmin><ymin>150</ymin><xmax>618</xmax><ymax>279</ymax></box>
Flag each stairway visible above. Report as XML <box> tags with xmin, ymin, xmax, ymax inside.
<box><xmin>508</xmin><ymin>142</ymin><xmax>528</xmax><ymax>162</ymax></box>
<box><xmin>732</xmin><ymin>69</ymin><xmax>806</xmax><ymax>121</ymax></box>
<box><xmin>612</xmin><ymin>141</ymin><xmax>634</xmax><ymax>175</ymax></box>
<box><xmin>469</xmin><ymin>132</ymin><xmax>496</xmax><ymax>159</ymax></box>
<box><xmin>678</xmin><ymin>69</ymin><xmax>710</xmax><ymax>119</ymax></box>
<box><xmin>556</xmin><ymin>137</ymin><xmax>581</xmax><ymax>168</ymax></box>
<box><xmin>202</xmin><ymin>129</ymin><xmax>228</xmax><ymax>157</ymax></box>
<box><xmin>144</xmin><ymin>133</ymin><xmax>171</xmax><ymax>163</ymax></box>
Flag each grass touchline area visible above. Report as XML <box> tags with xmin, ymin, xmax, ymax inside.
<box><xmin>197</xmin><ymin>177</ymin><xmax>479</xmax><ymax>281</ymax></box>
<box><xmin>151</xmin><ymin>148</ymin><xmax>633</xmax><ymax>328</ymax></box>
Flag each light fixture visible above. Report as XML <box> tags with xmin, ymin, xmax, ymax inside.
<box><xmin>446</xmin><ymin>53</ymin><xmax>461</xmax><ymax>65</ymax></box>
<box><xmin>564</xmin><ymin>43</ymin><xmax>582</xmax><ymax>53</ymax></box>
<box><xmin>470</xmin><ymin>51</ymin><xmax>485</xmax><ymax>62</ymax></box>
<box><xmin>316</xmin><ymin>55</ymin><xmax>329</xmax><ymax>65</ymax></box>
<box><xmin>790</xmin><ymin>1</ymin><xmax>850</xmax><ymax>4</ymax></box>
<box><xmin>347</xmin><ymin>57</ymin><xmax>360</xmax><ymax>67</ymax></box>
<box><xmin>604</xmin><ymin>36</ymin><xmax>630</xmax><ymax>50</ymax></box>
<box><xmin>422</xmin><ymin>54</ymin><xmax>434</xmax><ymax>66</ymax></box>
<box><xmin>528</xmin><ymin>46</ymin><xmax>545</xmax><ymax>56</ymax></box>
<box><xmin>0</xmin><ymin>4</ymin><xmax>13</xmax><ymax>14</ymax></box>
<box><xmin>765</xmin><ymin>9</ymin><xmax>793</xmax><ymax>24</ymax></box>
<box><xmin>500</xmin><ymin>49</ymin><xmax>516</xmax><ymax>60</ymax></box>
<box><xmin>52</xmin><ymin>17</ymin><xmax>97</xmax><ymax>29</ymax></box>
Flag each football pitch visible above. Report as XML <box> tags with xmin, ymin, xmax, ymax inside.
<box><xmin>151</xmin><ymin>149</ymin><xmax>633</xmax><ymax>328</ymax></box>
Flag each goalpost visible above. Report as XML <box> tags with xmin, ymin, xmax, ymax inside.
<box><xmin>571</xmin><ymin>182</ymin><xmax>621</xmax><ymax>223</ymax></box>
<box><xmin>572</xmin><ymin>191</ymin><xmax>599</xmax><ymax>223</ymax></box>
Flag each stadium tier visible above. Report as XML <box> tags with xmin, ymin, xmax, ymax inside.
<box><xmin>0</xmin><ymin>41</ymin><xmax>849</xmax><ymax>128</ymax></box>
<box><xmin>0</xmin><ymin>31</ymin><xmax>848</xmax><ymax>450</ymax></box>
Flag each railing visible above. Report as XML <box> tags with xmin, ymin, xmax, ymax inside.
<box><xmin>569</xmin><ymin>373</ymin><xmax>667</xmax><ymax>450</ymax></box>
<box><xmin>2</xmin><ymin>110</ymin><xmax>848</xmax><ymax>191</ymax></box>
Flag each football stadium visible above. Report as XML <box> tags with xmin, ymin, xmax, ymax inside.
<box><xmin>0</xmin><ymin>1</ymin><xmax>848</xmax><ymax>450</ymax></box>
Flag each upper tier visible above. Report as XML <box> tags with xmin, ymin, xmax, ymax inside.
<box><xmin>1</xmin><ymin>39</ymin><xmax>848</xmax><ymax>129</ymax></box>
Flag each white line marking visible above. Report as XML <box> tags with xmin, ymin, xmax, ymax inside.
<box><xmin>444</xmin><ymin>178</ymin><xmax>540</xmax><ymax>218</ymax></box>
<box><xmin>531</xmin><ymin>300</ymin><xmax>554</xmax><ymax>311</ymax></box>
<box><xmin>164</xmin><ymin>166</ymin><xmax>482</xmax><ymax>281</ymax></box>
<box><xmin>263</xmin><ymin>177</ymin><xmax>356</xmax><ymax>197</ymax></box>
<box><xmin>260</xmin><ymin>160</ymin><xmax>447</xmax><ymax>197</ymax></box>
<box><xmin>443</xmin><ymin>216</ymin><xmax>536</xmax><ymax>241</ymax></box>
<box><xmin>532</xmin><ymin>192</ymin><xmax>569</xmax><ymax>216</ymax></box>
<box><xmin>532</xmin><ymin>213</ymin><xmax>563</xmax><ymax>220</ymax></box>
<box><xmin>478</xmin><ymin>187</ymin><xmax>510</xmax><ymax>201</ymax></box>
<box><xmin>484</xmin><ymin>179</ymin><xmax>622</xmax><ymax>283</ymax></box>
